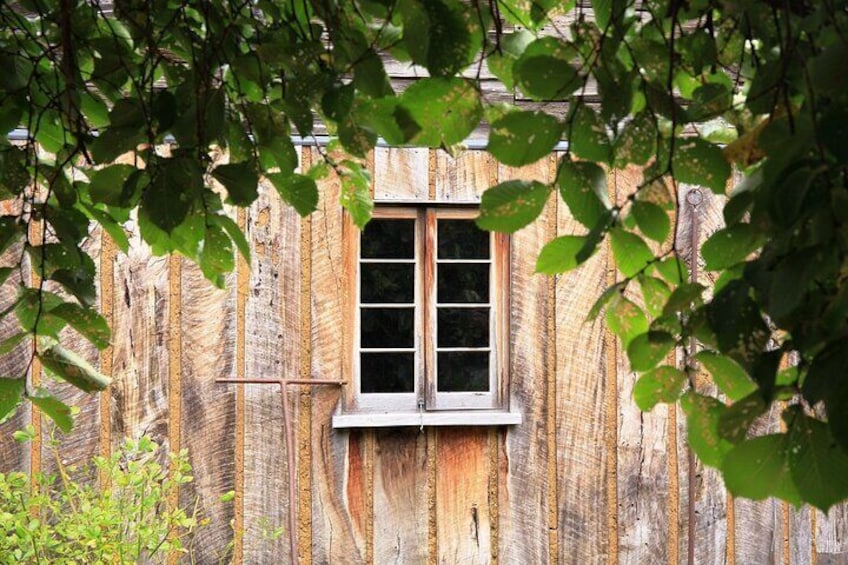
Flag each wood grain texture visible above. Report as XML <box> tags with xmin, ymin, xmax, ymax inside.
<box><xmin>497</xmin><ymin>158</ymin><xmax>554</xmax><ymax>565</ymax></box>
<box><xmin>373</xmin><ymin>147</ymin><xmax>429</xmax><ymax>201</ymax></box>
<box><xmin>554</xmin><ymin>159</ymin><xmax>612</xmax><ymax>564</ymax></box>
<box><xmin>0</xmin><ymin>241</ymin><xmax>30</xmax><ymax>474</ymax></box>
<box><xmin>242</xmin><ymin>175</ymin><xmax>301</xmax><ymax>564</ymax></box>
<box><xmin>612</xmin><ymin>168</ymin><xmax>671</xmax><ymax>565</ymax></box>
<box><xmin>434</xmin><ymin>150</ymin><xmax>492</xmax><ymax>202</ymax></box>
<box><xmin>311</xmin><ymin>147</ymin><xmax>367</xmax><ymax>564</ymax></box>
<box><xmin>40</xmin><ymin>231</ymin><xmax>102</xmax><ymax>482</ymax></box>
<box><xmin>373</xmin><ymin>428</ymin><xmax>429</xmax><ymax>564</ymax></box>
<box><xmin>178</xmin><ymin>260</ymin><xmax>237</xmax><ymax>564</ymax></box>
<box><xmin>675</xmin><ymin>185</ymin><xmax>729</xmax><ymax>565</ymax></box>
<box><xmin>789</xmin><ymin>507</ymin><xmax>813</xmax><ymax>565</ymax></box>
<box><xmin>110</xmin><ymin>222</ymin><xmax>171</xmax><ymax>451</ymax></box>
<box><xmin>437</xmin><ymin>428</ymin><xmax>492</xmax><ymax>565</ymax></box>
<box><xmin>816</xmin><ymin>505</ymin><xmax>848</xmax><ymax>564</ymax></box>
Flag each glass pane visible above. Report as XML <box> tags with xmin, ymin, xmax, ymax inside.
<box><xmin>362</xmin><ymin>219</ymin><xmax>415</xmax><ymax>258</ymax></box>
<box><xmin>361</xmin><ymin>263</ymin><xmax>414</xmax><ymax>303</ymax></box>
<box><xmin>438</xmin><ymin>219</ymin><xmax>489</xmax><ymax>259</ymax></box>
<box><xmin>361</xmin><ymin>352</ymin><xmax>414</xmax><ymax>393</ymax></box>
<box><xmin>361</xmin><ymin>308</ymin><xmax>414</xmax><ymax>348</ymax></box>
<box><xmin>437</xmin><ymin>263</ymin><xmax>489</xmax><ymax>303</ymax></box>
<box><xmin>437</xmin><ymin>307</ymin><xmax>489</xmax><ymax>347</ymax></box>
<box><xmin>437</xmin><ymin>352</ymin><xmax>489</xmax><ymax>392</ymax></box>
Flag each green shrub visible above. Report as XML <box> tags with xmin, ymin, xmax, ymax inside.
<box><xmin>0</xmin><ymin>433</ymin><xmax>199</xmax><ymax>564</ymax></box>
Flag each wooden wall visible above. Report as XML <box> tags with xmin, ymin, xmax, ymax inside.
<box><xmin>1</xmin><ymin>149</ymin><xmax>847</xmax><ymax>565</ymax></box>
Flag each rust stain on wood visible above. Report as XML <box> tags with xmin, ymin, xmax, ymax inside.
<box><xmin>234</xmin><ymin>208</ymin><xmax>248</xmax><ymax>565</ymax></box>
<box><xmin>99</xmin><ymin>235</ymin><xmax>115</xmax><ymax>487</ymax></box>
<box><xmin>667</xmin><ymin>400</ymin><xmax>679</xmax><ymax>565</ymax></box>
<box><xmin>488</xmin><ymin>429</ymin><xmax>499</xmax><ymax>565</ymax></box>
<box><xmin>428</xmin><ymin>427</ymin><xmax>438</xmax><ymax>565</ymax></box>
<box><xmin>546</xmin><ymin>154</ymin><xmax>558</xmax><ymax>565</ymax></box>
<box><xmin>365</xmin><ymin>430</ymin><xmax>375</xmax><ymax>564</ymax></box>
<box><xmin>298</xmin><ymin>147</ymin><xmax>314</xmax><ymax>565</ymax></box>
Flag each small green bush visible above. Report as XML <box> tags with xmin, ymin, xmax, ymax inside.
<box><xmin>0</xmin><ymin>433</ymin><xmax>199</xmax><ymax>564</ymax></box>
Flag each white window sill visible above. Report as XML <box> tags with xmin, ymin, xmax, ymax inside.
<box><xmin>332</xmin><ymin>410</ymin><xmax>522</xmax><ymax>429</ymax></box>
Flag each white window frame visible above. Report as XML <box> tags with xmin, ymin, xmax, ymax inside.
<box><xmin>338</xmin><ymin>205</ymin><xmax>514</xmax><ymax>425</ymax></box>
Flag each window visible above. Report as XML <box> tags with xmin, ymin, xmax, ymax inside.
<box><xmin>333</xmin><ymin>206</ymin><xmax>520</xmax><ymax>428</ymax></box>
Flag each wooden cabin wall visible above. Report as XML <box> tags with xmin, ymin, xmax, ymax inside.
<box><xmin>1</xmin><ymin>148</ymin><xmax>847</xmax><ymax>565</ymax></box>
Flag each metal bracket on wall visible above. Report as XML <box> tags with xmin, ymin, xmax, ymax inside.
<box><xmin>216</xmin><ymin>377</ymin><xmax>345</xmax><ymax>564</ymax></box>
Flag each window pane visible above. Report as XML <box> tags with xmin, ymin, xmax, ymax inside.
<box><xmin>437</xmin><ymin>307</ymin><xmax>489</xmax><ymax>347</ymax></box>
<box><xmin>361</xmin><ymin>353</ymin><xmax>415</xmax><ymax>393</ymax></box>
<box><xmin>362</xmin><ymin>219</ymin><xmax>415</xmax><ymax>258</ymax></box>
<box><xmin>438</xmin><ymin>220</ymin><xmax>489</xmax><ymax>259</ymax></box>
<box><xmin>361</xmin><ymin>308</ymin><xmax>414</xmax><ymax>348</ymax></box>
<box><xmin>437</xmin><ymin>263</ymin><xmax>489</xmax><ymax>303</ymax></box>
<box><xmin>361</xmin><ymin>263</ymin><xmax>414</xmax><ymax>303</ymax></box>
<box><xmin>437</xmin><ymin>352</ymin><xmax>489</xmax><ymax>392</ymax></box>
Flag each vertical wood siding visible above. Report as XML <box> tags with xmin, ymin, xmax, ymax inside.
<box><xmin>1</xmin><ymin>148</ymin><xmax>847</xmax><ymax>565</ymax></box>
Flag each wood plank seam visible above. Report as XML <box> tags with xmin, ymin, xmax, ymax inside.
<box><xmin>605</xmin><ymin>171</ymin><xmax>619</xmax><ymax>565</ymax></box>
<box><xmin>547</xmin><ymin>153</ymin><xmax>559</xmax><ymax>565</ymax></box>
<box><xmin>234</xmin><ymin>208</ymin><xmax>248</xmax><ymax>565</ymax></box>
<box><xmin>167</xmin><ymin>254</ymin><xmax>182</xmax><ymax>565</ymax></box>
<box><xmin>99</xmin><ymin>236</ymin><xmax>115</xmax><ymax>488</ymax></box>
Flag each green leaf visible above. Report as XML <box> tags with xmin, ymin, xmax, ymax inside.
<box><xmin>487</xmin><ymin>30</ymin><xmax>534</xmax><ymax>89</ymax></box>
<box><xmin>632</xmin><ymin>201</ymin><xmax>670</xmax><ymax>243</ymax></box>
<box><xmin>78</xmin><ymin>203</ymin><xmax>130</xmax><ymax>253</ymax></box>
<box><xmin>662</xmin><ymin>282</ymin><xmax>704</xmax><ymax>315</ymax></box>
<box><xmin>614</xmin><ymin>113</ymin><xmax>655</xmax><ymax>167</ymax></box>
<box><xmin>653</xmin><ymin>256</ymin><xmax>688</xmax><ymax>285</ymax></box>
<box><xmin>199</xmin><ymin>225</ymin><xmax>234</xmax><ymax>286</ymax></box>
<box><xmin>0</xmin><ymin>267</ymin><xmax>13</xmax><ymax>286</ymax></box>
<box><xmin>0</xmin><ymin>332</ymin><xmax>27</xmax><ymax>356</ymax></box>
<box><xmin>0</xmin><ymin>216</ymin><xmax>22</xmax><ymax>256</ymax></box>
<box><xmin>701</xmin><ymin>224</ymin><xmax>761</xmax><ymax>271</ymax></box>
<box><xmin>29</xmin><ymin>391</ymin><xmax>73</xmax><ymax>433</ymax></box>
<box><xmin>488</xmin><ymin>111</ymin><xmax>562</xmax><ymax>167</ymax></box>
<box><xmin>633</xmin><ymin>365</ymin><xmax>687</xmax><ymax>411</ymax></box>
<box><xmin>212</xmin><ymin>163</ymin><xmax>259</xmax><ymax>207</ymax></box>
<box><xmin>399</xmin><ymin>78</ymin><xmax>482</xmax><ymax>147</ymax></box>
<box><xmin>89</xmin><ymin>164</ymin><xmax>135</xmax><ymax>207</ymax></box>
<box><xmin>515</xmin><ymin>55</ymin><xmax>580</xmax><ymax>101</ymax></box>
<box><xmin>681</xmin><ymin>391</ymin><xmax>734</xmax><ymax>468</ymax></box>
<box><xmin>268</xmin><ymin>173</ymin><xmax>319</xmax><ymax>218</ymax></box>
<box><xmin>210</xmin><ymin>215</ymin><xmax>251</xmax><ymax>265</ymax></box>
<box><xmin>695</xmin><ymin>351</ymin><xmax>757</xmax><ymax>402</ymax></box>
<box><xmin>0</xmin><ymin>378</ymin><xmax>24</xmax><ymax>422</ymax></box>
<box><xmin>672</xmin><ymin>138</ymin><xmax>730</xmax><ymax>194</ymax></box>
<box><xmin>638</xmin><ymin>275</ymin><xmax>671</xmax><ymax>318</ymax></box>
<box><xmin>556</xmin><ymin>160</ymin><xmax>609</xmax><ymax>229</ymax></box>
<box><xmin>718</xmin><ymin>392</ymin><xmax>767</xmax><ymax>444</ymax></box>
<box><xmin>722</xmin><ymin>434</ymin><xmax>801</xmax><ymax>505</ymax></box>
<box><xmin>535</xmin><ymin>235</ymin><xmax>588</xmax><ymax>274</ymax></box>
<box><xmin>15</xmin><ymin>289</ymin><xmax>66</xmax><ymax>338</ymax></box>
<box><xmin>606</xmin><ymin>295</ymin><xmax>648</xmax><ymax>347</ymax></box>
<box><xmin>339</xmin><ymin>161</ymin><xmax>373</xmax><ymax>229</ymax></box>
<box><xmin>707</xmin><ymin>280</ymin><xmax>769</xmax><ymax>370</ymax></box>
<box><xmin>688</xmin><ymin>83</ymin><xmax>732</xmax><ymax>122</ymax></box>
<box><xmin>339</xmin><ymin>119</ymin><xmax>377</xmax><ymax>158</ymax></box>
<box><xmin>802</xmin><ymin>342</ymin><xmax>848</xmax><ymax>452</ymax></box>
<box><xmin>627</xmin><ymin>331</ymin><xmax>675</xmax><ymax>372</ymax></box>
<box><xmin>477</xmin><ymin>180</ymin><xmax>551</xmax><ymax>233</ymax></box>
<box><xmin>569</xmin><ymin>104</ymin><xmax>612</xmax><ymax>164</ymax></box>
<box><xmin>610</xmin><ymin>228</ymin><xmax>654</xmax><ymax>278</ymax></box>
<box><xmin>141</xmin><ymin>158</ymin><xmax>203</xmax><ymax>233</ymax></box>
<box><xmin>788</xmin><ymin>413</ymin><xmax>848</xmax><ymax>512</ymax></box>
<box><xmin>38</xmin><ymin>344</ymin><xmax>111</xmax><ymax>393</ymax></box>
<box><xmin>587</xmin><ymin>282</ymin><xmax>626</xmax><ymax>321</ymax></box>
<box><xmin>51</xmin><ymin>303</ymin><xmax>111</xmax><ymax>350</ymax></box>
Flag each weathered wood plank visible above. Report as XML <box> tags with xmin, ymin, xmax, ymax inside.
<box><xmin>611</xmin><ymin>168</ymin><xmax>671</xmax><ymax>565</ymax></box>
<box><xmin>555</xmin><ymin>159</ymin><xmax>612</xmax><ymax>563</ymax></box>
<box><xmin>242</xmin><ymin>175</ymin><xmax>301</xmax><ymax>564</ymax></box>
<box><xmin>374</xmin><ymin>147</ymin><xmax>429</xmax><ymax>201</ymax></box>
<box><xmin>789</xmin><ymin>506</ymin><xmax>813</xmax><ymax>564</ymax></box>
<box><xmin>498</xmin><ymin>157</ymin><xmax>554</xmax><ymax>565</ymax></box>
<box><xmin>373</xmin><ymin>428</ymin><xmax>429</xmax><ymax>564</ymax></box>
<box><xmin>434</xmin><ymin>150</ymin><xmax>493</xmax><ymax>202</ymax></box>
<box><xmin>816</xmin><ymin>505</ymin><xmax>848</xmax><ymax>564</ymax></box>
<box><xmin>675</xmin><ymin>186</ymin><xmax>728</xmax><ymax>564</ymax></box>
<box><xmin>311</xmin><ymin>146</ymin><xmax>368</xmax><ymax>563</ymax></box>
<box><xmin>110</xmin><ymin>224</ymin><xmax>171</xmax><ymax>451</ymax></box>
<box><xmin>437</xmin><ymin>428</ymin><xmax>492</xmax><ymax>565</ymax></box>
<box><xmin>178</xmin><ymin>260</ymin><xmax>237</xmax><ymax>564</ymax></box>
<box><xmin>0</xmin><ymin>240</ymin><xmax>30</xmax><ymax>474</ymax></box>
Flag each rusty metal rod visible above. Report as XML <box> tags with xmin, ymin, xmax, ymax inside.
<box><xmin>216</xmin><ymin>377</ymin><xmax>344</xmax><ymax>564</ymax></box>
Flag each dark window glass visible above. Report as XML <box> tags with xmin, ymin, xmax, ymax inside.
<box><xmin>438</xmin><ymin>220</ymin><xmax>489</xmax><ymax>259</ymax></box>
<box><xmin>361</xmin><ymin>263</ymin><xmax>414</xmax><ymax>303</ymax></box>
<box><xmin>437</xmin><ymin>352</ymin><xmax>489</xmax><ymax>392</ymax></box>
<box><xmin>437</xmin><ymin>307</ymin><xmax>489</xmax><ymax>347</ymax></box>
<box><xmin>437</xmin><ymin>263</ymin><xmax>489</xmax><ymax>303</ymax></box>
<box><xmin>361</xmin><ymin>353</ymin><xmax>415</xmax><ymax>393</ymax></box>
<box><xmin>361</xmin><ymin>219</ymin><xmax>415</xmax><ymax>259</ymax></box>
<box><xmin>361</xmin><ymin>308</ymin><xmax>414</xmax><ymax>348</ymax></box>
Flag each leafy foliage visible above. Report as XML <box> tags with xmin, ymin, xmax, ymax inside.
<box><xmin>0</xmin><ymin>434</ymin><xmax>201</xmax><ymax>563</ymax></box>
<box><xmin>2</xmin><ymin>0</ymin><xmax>848</xmax><ymax>510</ymax></box>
